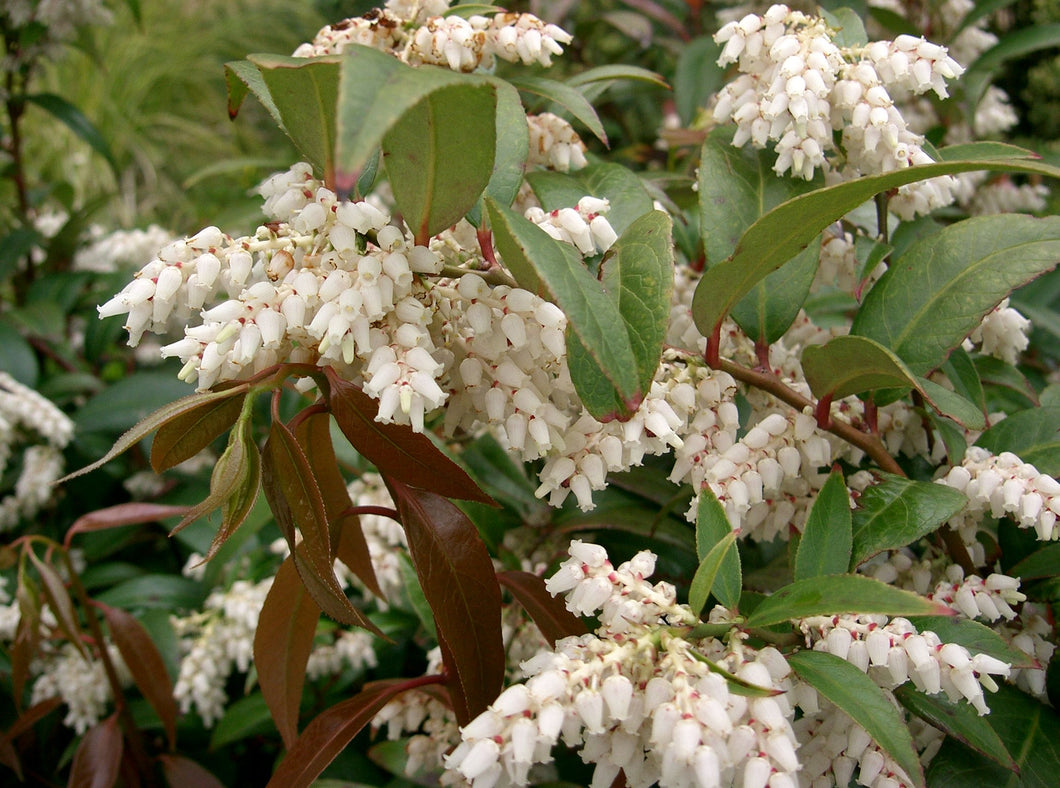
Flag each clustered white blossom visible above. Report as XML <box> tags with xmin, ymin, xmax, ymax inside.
<box><xmin>712</xmin><ymin>4</ymin><xmax>964</xmax><ymax>218</ymax></box>
<box><xmin>446</xmin><ymin>541</ymin><xmax>802</xmax><ymax>788</ymax></box>
<box><xmin>346</xmin><ymin>472</ymin><xmax>408</xmax><ymax>605</ymax></box>
<box><xmin>525</xmin><ymin>197</ymin><xmax>618</xmax><ymax>256</ymax></box>
<box><xmin>292</xmin><ymin>0</ymin><xmax>572</xmax><ymax>72</ymax></box>
<box><xmin>0</xmin><ymin>372</ymin><xmax>75</xmax><ymax>529</ymax></box>
<box><xmin>526</xmin><ymin>113</ymin><xmax>589</xmax><ymax>172</ymax></box>
<box><xmin>937</xmin><ymin>446</ymin><xmax>1060</xmax><ymax>542</ymax></box>
<box><xmin>30</xmin><ymin>642</ymin><xmax>131</xmax><ymax>735</ymax></box>
<box><xmin>963</xmin><ymin>298</ymin><xmax>1032</xmax><ymax>365</ymax></box>
<box><xmin>72</xmin><ymin>224</ymin><xmax>176</xmax><ymax>274</ymax></box>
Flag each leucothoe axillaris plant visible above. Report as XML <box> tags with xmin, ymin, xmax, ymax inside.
<box><xmin>6</xmin><ymin>0</ymin><xmax>1060</xmax><ymax>786</ymax></box>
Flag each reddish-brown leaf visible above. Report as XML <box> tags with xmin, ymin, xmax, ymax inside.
<box><xmin>60</xmin><ymin>385</ymin><xmax>251</xmax><ymax>484</ymax></box>
<box><xmin>68</xmin><ymin>714</ymin><xmax>122</xmax><ymax>788</ymax></box>
<box><xmin>26</xmin><ymin>550</ymin><xmax>87</xmax><ymax>660</ymax></box>
<box><xmin>96</xmin><ymin>603</ymin><xmax>178</xmax><ymax>751</ymax></box>
<box><xmin>254</xmin><ymin>556</ymin><xmax>321</xmax><ymax>750</ymax></box>
<box><xmin>0</xmin><ymin>733</ymin><xmax>20</xmax><ymax>781</ymax></box>
<box><xmin>0</xmin><ymin>697</ymin><xmax>62</xmax><ymax>780</ymax></box>
<box><xmin>388</xmin><ymin>480</ymin><xmax>504</xmax><ymax>725</ymax></box>
<box><xmin>497</xmin><ymin>570</ymin><xmax>587</xmax><ymax>645</ymax></box>
<box><xmin>325</xmin><ymin>369</ymin><xmax>494</xmax><ymax>505</ymax></box>
<box><xmin>151</xmin><ymin>391</ymin><xmax>247</xmax><ymax>473</ymax></box>
<box><xmin>295</xmin><ymin>409</ymin><xmax>382</xmax><ymax>598</ymax></box>
<box><xmin>11</xmin><ymin>576</ymin><xmax>43</xmax><ymax>711</ymax></box>
<box><xmin>262</xmin><ymin>421</ymin><xmax>383</xmax><ymax>637</ymax></box>
<box><xmin>64</xmin><ymin>503</ymin><xmax>190</xmax><ymax>549</ymax></box>
<box><xmin>266</xmin><ymin>679</ymin><xmax>414</xmax><ymax>788</ymax></box>
<box><xmin>157</xmin><ymin>754</ymin><xmax>225</xmax><ymax>788</ymax></box>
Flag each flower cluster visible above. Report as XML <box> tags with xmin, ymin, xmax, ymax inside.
<box><xmin>938</xmin><ymin>446</ymin><xmax>1060</xmax><ymax>542</ymax></box>
<box><xmin>0</xmin><ymin>372</ymin><xmax>75</xmax><ymax>530</ymax></box>
<box><xmin>30</xmin><ymin>642</ymin><xmax>131</xmax><ymax>735</ymax></box>
<box><xmin>963</xmin><ymin>298</ymin><xmax>1032</xmax><ymax>365</ymax></box>
<box><xmin>446</xmin><ymin>541</ymin><xmax>802</xmax><ymax>788</ymax></box>
<box><xmin>526</xmin><ymin>113</ymin><xmax>589</xmax><ymax>172</ymax></box>
<box><xmin>292</xmin><ymin>1</ymin><xmax>572</xmax><ymax>72</ymax></box>
<box><xmin>713</xmin><ymin>4</ymin><xmax>964</xmax><ymax>217</ymax></box>
<box><xmin>525</xmin><ymin>197</ymin><xmax>618</xmax><ymax>256</ymax></box>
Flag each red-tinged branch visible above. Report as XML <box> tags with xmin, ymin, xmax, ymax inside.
<box><xmin>343</xmin><ymin>505</ymin><xmax>400</xmax><ymax>521</ymax></box>
<box><xmin>712</xmin><ymin>357</ymin><xmax>904</xmax><ymax>477</ymax></box>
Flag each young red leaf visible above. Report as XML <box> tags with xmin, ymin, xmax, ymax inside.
<box><xmin>96</xmin><ymin>602</ymin><xmax>178</xmax><ymax>752</ymax></box>
<box><xmin>60</xmin><ymin>385</ymin><xmax>250</xmax><ymax>483</ymax></box>
<box><xmin>266</xmin><ymin>679</ymin><xmax>416</xmax><ymax>788</ymax></box>
<box><xmin>64</xmin><ymin>503</ymin><xmax>190</xmax><ymax>549</ymax></box>
<box><xmin>325</xmin><ymin>368</ymin><xmax>493</xmax><ymax>505</ymax></box>
<box><xmin>11</xmin><ymin>577</ymin><xmax>43</xmax><ymax>711</ymax></box>
<box><xmin>68</xmin><ymin>713</ymin><xmax>123</xmax><ymax>788</ymax></box>
<box><xmin>254</xmin><ymin>556</ymin><xmax>321</xmax><ymax>750</ymax></box>
<box><xmin>157</xmin><ymin>754</ymin><xmax>226</xmax><ymax>788</ymax></box>
<box><xmin>389</xmin><ymin>479</ymin><xmax>504</xmax><ymax>725</ymax></box>
<box><xmin>262</xmin><ymin>420</ymin><xmax>383</xmax><ymax>637</ymax></box>
<box><xmin>25</xmin><ymin>550</ymin><xmax>87</xmax><ymax>661</ymax></box>
<box><xmin>0</xmin><ymin>696</ymin><xmax>62</xmax><ymax>779</ymax></box>
<box><xmin>497</xmin><ymin>570</ymin><xmax>586</xmax><ymax>645</ymax></box>
<box><xmin>150</xmin><ymin>390</ymin><xmax>247</xmax><ymax>473</ymax></box>
<box><xmin>0</xmin><ymin>734</ymin><xmax>20</xmax><ymax>781</ymax></box>
<box><xmin>295</xmin><ymin>409</ymin><xmax>382</xmax><ymax>598</ymax></box>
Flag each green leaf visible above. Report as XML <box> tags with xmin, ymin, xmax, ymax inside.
<box><xmin>745</xmin><ymin>574</ymin><xmax>950</xmax><ymax>627</ymax></box>
<box><xmin>896</xmin><ymin>684</ymin><xmax>1016</xmax><ymax>772</ymax></box>
<box><xmin>247</xmin><ymin>54</ymin><xmax>341</xmax><ymax>175</ymax></box>
<box><xmin>795</xmin><ymin>469</ymin><xmax>852</xmax><ymax>581</ymax></box>
<box><xmin>916</xmin><ymin>376</ymin><xmax>985</xmax><ymax>432</ymax></box>
<box><xmin>820</xmin><ymin>6</ymin><xmax>869</xmax><ymax>47</ymax></box>
<box><xmin>255</xmin><ymin>556</ymin><xmax>320</xmax><ymax>750</ymax></box>
<box><xmin>73</xmin><ymin>371</ymin><xmax>197</xmax><ymax>435</ymax></box>
<box><xmin>803</xmin><ymin>335</ymin><xmax>919</xmax><ymax>400</ymax></box>
<box><xmin>387</xmin><ymin>481</ymin><xmax>504</xmax><ymax>726</ymax></box>
<box><xmin>942</xmin><ymin>347</ymin><xmax>987</xmax><ymax>415</ymax></box>
<box><xmin>788</xmin><ymin>650</ymin><xmax>924</xmax><ymax>788</ymax></box>
<box><xmin>25</xmin><ymin>93</ymin><xmax>118</xmax><ymax>174</ymax></box>
<box><xmin>730</xmin><ymin>239</ymin><xmax>820</xmax><ymax>343</ymax></box>
<box><xmin>507</xmin><ymin>74</ymin><xmax>607</xmax><ymax>145</ymax></box>
<box><xmin>850</xmin><ymin>474</ymin><xmax>968</xmax><ymax>568</ymax></box>
<box><xmin>963</xmin><ymin>24</ymin><xmax>1060</xmax><ymax>112</ymax></box>
<box><xmin>210</xmin><ymin>693</ymin><xmax>276</xmax><ymax>749</ymax></box>
<box><xmin>325</xmin><ymin>369</ymin><xmax>493</xmax><ymax>504</ymax></box>
<box><xmin>1010</xmin><ymin>543</ymin><xmax>1060</xmax><ymax>580</ymax></box>
<box><xmin>203</xmin><ymin>418</ymin><xmax>262</xmax><ymax>562</ymax></box>
<box><xmin>908</xmin><ymin>616</ymin><xmax>1037</xmax><ymax>670</ymax></box>
<box><xmin>673</xmin><ymin>36</ymin><xmax>724</xmax><ymax>125</ymax></box>
<box><xmin>691</xmin><ymin>150</ymin><xmax>1060</xmax><ymax>337</ymax></box>
<box><xmin>926</xmin><ymin>685</ymin><xmax>1060</xmax><ymax>788</ymax></box>
<box><xmin>851</xmin><ymin>215</ymin><xmax>1060</xmax><ymax>376</ymax></box>
<box><xmin>486</xmin><ymin>198</ymin><xmax>641</xmax><ymax>419</ymax></box>
<box><xmin>0</xmin><ymin>228</ymin><xmax>40</xmax><ymax>285</ymax></box>
<box><xmin>497</xmin><ymin>570</ymin><xmax>586</xmax><ymax>645</ymax></box>
<box><xmin>150</xmin><ymin>390</ymin><xmax>247</xmax><ymax>473</ymax></box>
<box><xmin>689</xmin><ymin>531</ymin><xmax>738</xmax><ymax>617</ymax></box>
<box><xmin>224</xmin><ymin>59</ymin><xmax>283</xmax><ymax>128</ymax></box>
<box><xmin>566</xmin><ymin>64</ymin><xmax>668</xmax><ymax>89</ymax></box>
<box><xmin>383</xmin><ymin>81</ymin><xmax>496</xmax><ymax>241</ymax></box>
<box><xmin>976</xmin><ymin>407</ymin><xmax>1060</xmax><ymax>476</ymax></box>
<box><xmin>694</xmin><ymin>487</ymin><xmax>742</xmax><ymax>610</ymax></box>
<box><xmin>94</xmin><ymin>574</ymin><xmax>205</xmax><ymax>611</ymax></box>
<box><xmin>0</xmin><ymin>320</ymin><xmax>38</xmax><ymax>389</ymax></box>
<box><xmin>480</xmin><ymin>79</ymin><xmax>528</xmax><ymax>209</ymax></box>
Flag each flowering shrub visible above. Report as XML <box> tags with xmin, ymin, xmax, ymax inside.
<box><xmin>5</xmin><ymin>1</ymin><xmax>1060</xmax><ymax>786</ymax></box>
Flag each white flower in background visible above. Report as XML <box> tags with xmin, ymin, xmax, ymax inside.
<box><xmin>0</xmin><ymin>372</ymin><xmax>74</xmax><ymax>530</ymax></box>
<box><xmin>524</xmin><ymin>197</ymin><xmax>618</xmax><ymax>256</ymax></box>
<box><xmin>446</xmin><ymin>541</ymin><xmax>801</xmax><ymax>788</ymax></box>
<box><xmin>968</xmin><ymin>180</ymin><xmax>1050</xmax><ymax>217</ymax></box>
<box><xmin>72</xmin><ymin>225</ymin><xmax>175</xmax><ymax>274</ymax></box>
<box><xmin>306</xmin><ymin>629</ymin><xmax>379</xmax><ymax>679</ymax></box>
<box><xmin>30</xmin><ymin>643</ymin><xmax>130</xmax><ymax>735</ymax></box>
<box><xmin>526</xmin><ymin>113</ymin><xmax>589</xmax><ymax>172</ymax></box>
<box><xmin>937</xmin><ymin>446</ymin><xmax>1060</xmax><ymax>541</ymax></box>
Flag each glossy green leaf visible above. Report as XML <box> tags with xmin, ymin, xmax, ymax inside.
<box><xmin>266</xmin><ymin>679</ymin><xmax>415</xmax><ymax>788</ymax></box>
<box><xmin>850</xmin><ymin>474</ymin><xmax>968</xmax><ymax>568</ymax></box>
<box><xmin>94</xmin><ymin>574</ymin><xmax>204</xmax><ymax>612</ymax></box>
<box><xmin>486</xmin><ymin>198</ymin><xmax>641</xmax><ymax>419</ymax></box>
<box><xmin>566</xmin><ymin>64</ymin><xmax>668</xmax><ymax>89</ymax></box>
<box><xmin>795</xmin><ymin>469</ymin><xmax>852</xmax><ymax>581</ymax></box>
<box><xmin>673</xmin><ymin>36</ymin><xmax>724</xmax><ymax>125</ymax></box>
<box><xmin>0</xmin><ymin>319</ymin><xmax>38</xmax><ymax>387</ymax></box>
<box><xmin>69</xmin><ymin>714</ymin><xmax>122</xmax><ymax>788</ymax></box>
<box><xmin>25</xmin><ymin>93</ymin><xmax>118</xmax><ymax>174</ymax></box>
<box><xmin>1010</xmin><ymin>543</ymin><xmax>1060</xmax><ymax>580</ymax></box>
<box><xmin>150</xmin><ymin>389</ymin><xmax>247</xmax><ymax>473</ymax></box>
<box><xmin>210</xmin><ymin>693</ymin><xmax>275</xmax><ymax>749</ymax></box>
<box><xmin>507</xmin><ymin>74</ymin><xmax>607</xmax><ymax>144</ymax></box>
<box><xmin>963</xmin><ymin>24</ymin><xmax>1060</xmax><ymax>111</ymax></box>
<box><xmin>731</xmin><ymin>239</ymin><xmax>820</xmax><ymax>343</ymax></box>
<box><xmin>262</xmin><ymin>419</ymin><xmax>382</xmax><ymax>636</ymax></box>
<box><xmin>942</xmin><ymin>348</ymin><xmax>987</xmax><ymax>414</ymax></box>
<box><xmin>497</xmin><ymin>570</ymin><xmax>586</xmax><ymax>645</ymax></box>
<box><xmin>388</xmin><ymin>481</ymin><xmax>504</xmax><ymax>726</ymax></box>
<box><xmin>383</xmin><ymin>81</ymin><xmax>495</xmax><ymax>241</ymax></box>
<box><xmin>788</xmin><ymin>651</ymin><xmax>924</xmax><ymax>788</ymax></box>
<box><xmin>803</xmin><ymin>335</ymin><xmax>919</xmax><ymax>400</ymax></box>
<box><xmin>98</xmin><ymin>603</ymin><xmax>178</xmax><ymax>751</ymax></box>
<box><xmin>248</xmin><ymin>54</ymin><xmax>341</xmax><ymax>175</ymax></box>
<box><xmin>689</xmin><ymin>531</ymin><xmax>738</xmax><ymax>617</ymax></box>
<box><xmin>746</xmin><ymin>574</ymin><xmax>951</xmax><ymax>627</ymax></box>
<box><xmin>255</xmin><ymin>556</ymin><xmax>321</xmax><ymax>749</ymax></box>
<box><xmin>917</xmin><ymin>376</ymin><xmax>986</xmax><ymax>432</ymax></box>
<box><xmin>73</xmin><ymin>371</ymin><xmax>197</xmax><ymax>436</ymax></box>
<box><xmin>908</xmin><ymin>616</ymin><xmax>1037</xmax><ymax>670</ymax></box>
<box><xmin>481</xmin><ymin>79</ymin><xmax>529</xmax><ymax>209</ymax></box>
<box><xmin>692</xmin><ymin>149</ymin><xmax>1060</xmax><ymax>337</ymax></box>
<box><xmin>325</xmin><ymin>369</ymin><xmax>493</xmax><ymax>504</ymax></box>
<box><xmin>694</xmin><ymin>487</ymin><xmax>742</xmax><ymax>610</ymax></box>
<box><xmin>852</xmin><ymin>215</ymin><xmax>1060</xmax><ymax>375</ymax></box>
<box><xmin>926</xmin><ymin>685</ymin><xmax>1060</xmax><ymax>788</ymax></box>
<box><xmin>896</xmin><ymin>684</ymin><xmax>1016</xmax><ymax>772</ymax></box>
<box><xmin>820</xmin><ymin>6</ymin><xmax>868</xmax><ymax>46</ymax></box>
<box><xmin>224</xmin><ymin>58</ymin><xmax>283</xmax><ymax>127</ymax></box>
<box><xmin>976</xmin><ymin>407</ymin><xmax>1060</xmax><ymax>476</ymax></box>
